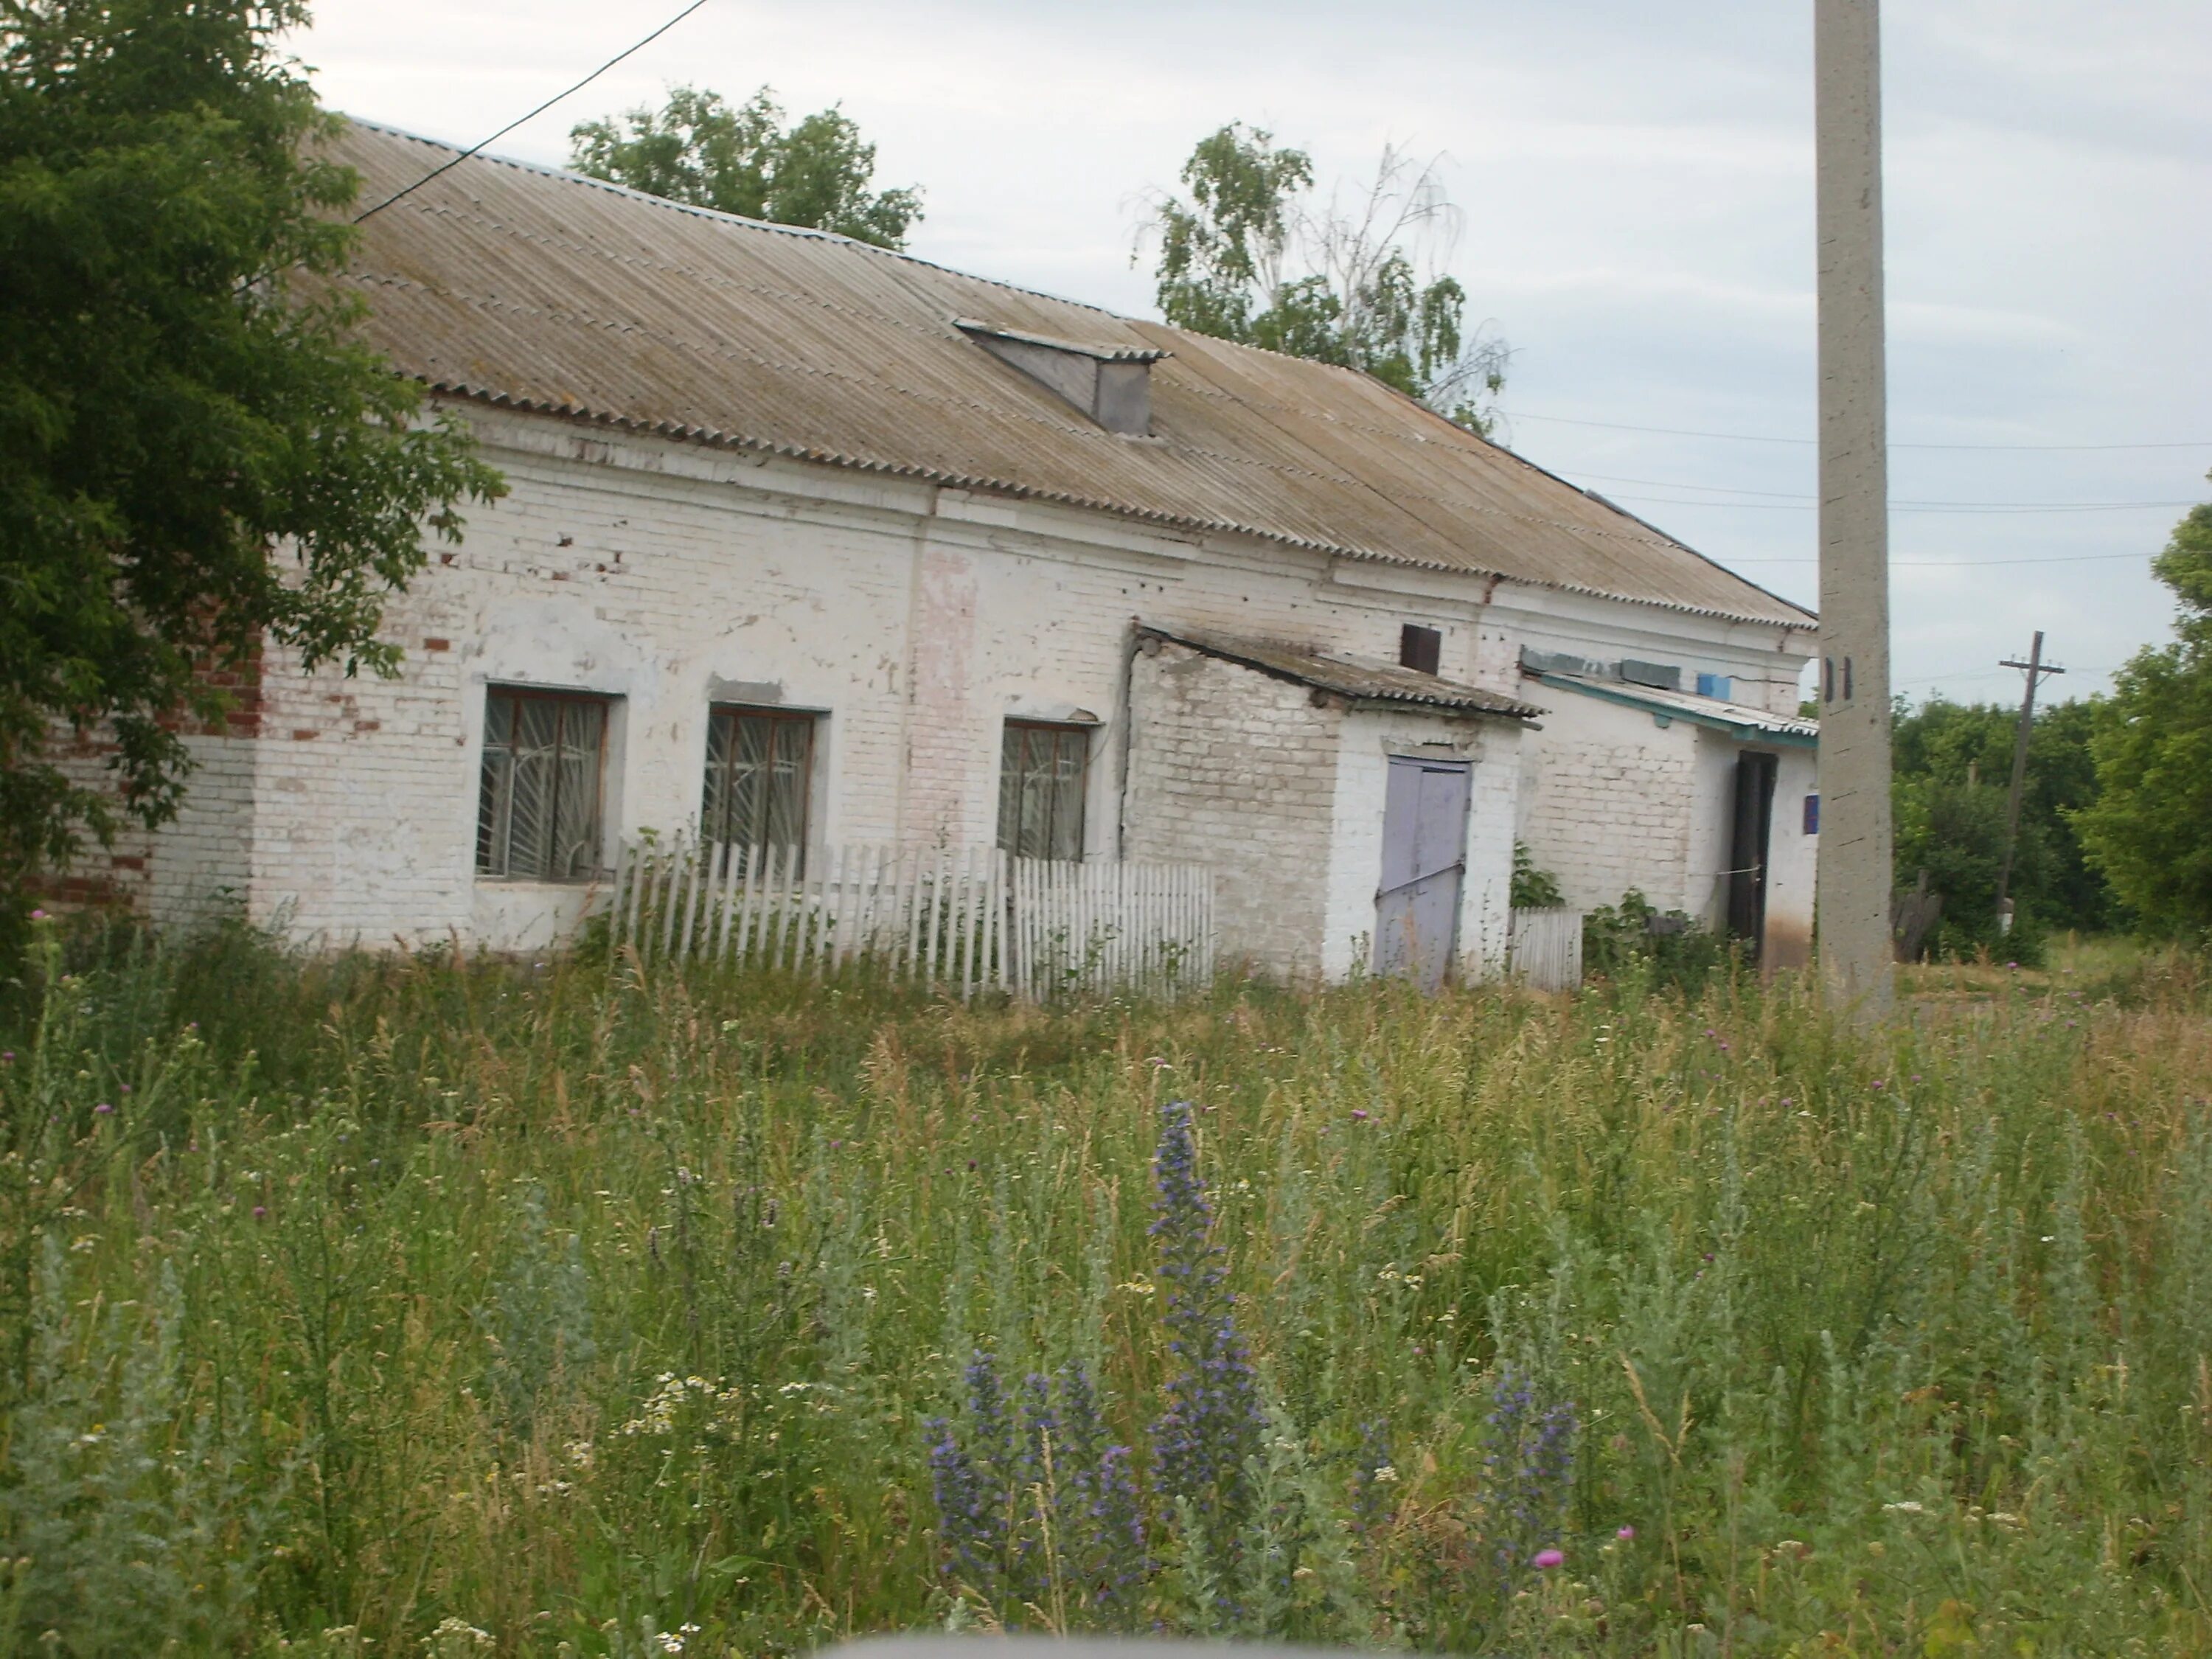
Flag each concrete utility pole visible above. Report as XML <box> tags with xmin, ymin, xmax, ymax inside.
<box><xmin>1815</xmin><ymin>0</ymin><xmax>1896</xmax><ymax>1018</ymax></box>
<box><xmin>1994</xmin><ymin>631</ymin><xmax>2064</xmax><ymax>929</ymax></box>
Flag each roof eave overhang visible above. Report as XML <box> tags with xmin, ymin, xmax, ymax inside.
<box><xmin>420</xmin><ymin>383</ymin><xmax>1819</xmax><ymax>632</ymax></box>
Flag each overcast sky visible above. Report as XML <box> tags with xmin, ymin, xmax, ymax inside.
<box><xmin>294</xmin><ymin>0</ymin><xmax>2212</xmax><ymax>704</ymax></box>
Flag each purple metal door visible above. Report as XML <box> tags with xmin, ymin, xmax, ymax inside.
<box><xmin>1376</xmin><ymin>757</ymin><xmax>1472</xmax><ymax>990</ymax></box>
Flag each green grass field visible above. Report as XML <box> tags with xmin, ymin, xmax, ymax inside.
<box><xmin>2</xmin><ymin>921</ymin><xmax>2208</xmax><ymax>1656</ymax></box>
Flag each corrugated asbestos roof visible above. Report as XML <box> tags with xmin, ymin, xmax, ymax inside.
<box><xmin>1532</xmin><ymin>671</ymin><xmax>1819</xmax><ymax>746</ymax></box>
<box><xmin>325</xmin><ymin>119</ymin><xmax>1818</xmax><ymax>630</ymax></box>
<box><xmin>1143</xmin><ymin>626</ymin><xmax>1545</xmax><ymax>719</ymax></box>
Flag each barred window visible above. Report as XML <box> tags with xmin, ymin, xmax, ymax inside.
<box><xmin>476</xmin><ymin>688</ymin><xmax>610</xmax><ymax>881</ymax></box>
<box><xmin>702</xmin><ymin>706</ymin><xmax>815</xmax><ymax>852</ymax></box>
<box><xmin>997</xmin><ymin>720</ymin><xmax>1089</xmax><ymax>862</ymax></box>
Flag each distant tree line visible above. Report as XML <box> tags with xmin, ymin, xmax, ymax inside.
<box><xmin>1892</xmin><ymin>479</ymin><xmax>2212</xmax><ymax>956</ymax></box>
<box><xmin>1890</xmin><ymin>694</ymin><xmax>2115</xmax><ymax>959</ymax></box>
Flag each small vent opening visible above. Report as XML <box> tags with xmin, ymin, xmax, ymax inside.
<box><xmin>956</xmin><ymin>318</ymin><xmax>1166</xmax><ymax>437</ymax></box>
<box><xmin>1399</xmin><ymin>624</ymin><xmax>1442</xmax><ymax>675</ymax></box>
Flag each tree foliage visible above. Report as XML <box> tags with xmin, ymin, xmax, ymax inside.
<box><xmin>569</xmin><ymin>85</ymin><xmax>922</xmax><ymax>250</ymax></box>
<box><xmin>0</xmin><ymin>0</ymin><xmax>504</xmax><ymax>940</ymax></box>
<box><xmin>1146</xmin><ymin>124</ymin><xmax>1508</xmax><ymax>431</ymax></box>
<box><xmin>1890</xmin><ymin>692</ymin><xmax>2118</xmax><ymax>956</ymax></box>
<box><xmin>2076</xmin><ymin>490</ymin><xmax>2212</xmax><ymax>939</ymax></box>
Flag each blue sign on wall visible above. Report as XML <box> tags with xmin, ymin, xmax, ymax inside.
<box><xmin>1803</xmin><ymin>793</ymin><xmax>1820</xmax><ymax>835</ymax></box>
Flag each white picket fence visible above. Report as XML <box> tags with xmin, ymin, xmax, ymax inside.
<box><xmin>1008</xmin><ymin>858</ymin><xmax>1216</xmax><ymax>999</ymax></box>
<box><xmin>608</xmin><ymin>839</ymin><xmax>1213</xmax><ymax>999</ymax></box>
<box><xmin>1508</xmin><ymin>907</ymin><xmax>1585</xmax><ymax>991</ymax></box>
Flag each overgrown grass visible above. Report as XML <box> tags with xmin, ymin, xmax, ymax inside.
<box><xmin>3</xmin><ymin>919</ymin><xmax>2211</xmax><ymax>1656</ymax></box>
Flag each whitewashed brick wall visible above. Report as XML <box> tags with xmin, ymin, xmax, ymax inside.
<box><xmin>88</xmin><ymin>401</ymin><xmax>1815</xmax><ymax>968</ymax></box>
<box><xmin>1516</xmin><ymin>686</ymin><xmax>1701</xmax><ymax>914</ymax></box>
<box><xmin>1124</xmin><ymin>641</ymin><xmax>1340</xmax><ymax>979</ymax></box>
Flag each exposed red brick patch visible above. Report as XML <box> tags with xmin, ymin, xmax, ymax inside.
<box><xmin>354</xmin><ymin>720</ymin><xmax>381</xmax><ymax>733</ymax></box>
<box><xmin>109</xmin><ymin>855</ymin><xmax>145</xmax><ymax>871</ymax></box>
<box><xmin>291</xmin><ymin>728</ymin><xmax>319</xmax><ymax>740</ymax></box>
<box><xmin>424</xmin><ymin>638</ymin><xmax>451</xmax><ymax>652</ymax></box>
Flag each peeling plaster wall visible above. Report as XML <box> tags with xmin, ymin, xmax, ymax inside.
<box><xmin>119</xmin><ymin>403</ymin><xmax>1817</xmax><ymax>958</ymax></box>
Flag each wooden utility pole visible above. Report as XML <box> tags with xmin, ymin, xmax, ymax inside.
<box><xmin>1815</xmin><ymin>0</ymin><xmax>1895</xmax><ymax>1018</ymax></box>
<box><xmin>1993</xmin><ymin>631</ymin><xmax>2064</xmax><ymax>928</ymax></box>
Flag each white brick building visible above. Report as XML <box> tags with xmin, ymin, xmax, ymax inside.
<box><xmin>92</xmin><ymin>120</ymin><xmax>1823</xmax><ymax>983</ymax></box>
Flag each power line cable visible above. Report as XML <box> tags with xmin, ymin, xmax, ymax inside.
<box><xmin>1723</xmin><ymin>549</ymin><xmax>2155</xmax><ymax>568</ymax></box>
<box><xmin>1566</xmin><ymin>470</ymin><xmax>2200</xmax><ymax>510</ymax></box>
<box><xmin>1500</xmin><ymin>408</ymin><xmax>2212</xmax><ymax>453</ymax></box>
<box><xmin>352</xmin><ymin>0</ymin><xmax>712</xmax><ymax>225</ymax></box>
<box><xmin>1599</xmin><ymin>490</ymin><xmax>2195</xmax><ymax>516</ymax></box>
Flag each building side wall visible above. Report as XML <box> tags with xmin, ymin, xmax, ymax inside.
<box><xmin>1124</xmin><ymin>642</ymin><xmax>1340</xmax><ymax>980</ymax></box>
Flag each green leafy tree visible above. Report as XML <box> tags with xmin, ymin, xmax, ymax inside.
<box><xmin>2076</xmin><ymin>491</ymin><xmax>2212</xmax><ymax>939</ymax></box>
<box><xmin>1146</xmin><ymin>125</ymin><xmax>1508</xmax><ymax>431</ymax></box>
<box><xmin>569</xmin><ymin>85</ymin><xmax>922</xmax><ymax>249</ymax></box>
<box><xmin>1889</xmin><ymin>692</ymin><xmax>2118</xmax><ymax>947</ymax></box>
<box><xmin>0</xmin><ymin>0</ymin><xmax>504</xmax><ymax>947</ymax></box>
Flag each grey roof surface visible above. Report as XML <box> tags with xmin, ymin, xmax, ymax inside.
<box><xmin>1143</xmin><ymin>626</ymin><xmax>1545</xmax><ymax>719</ymax></box>
<box><xmin>1532</xmin><ymin>670</ymin><xmax>1820</xmax><ymax>746</ymax></box>
<box><xmin>327</xmin><ymin>120</ymin><xmax>1817</xmax><ymax>630</ymax></box>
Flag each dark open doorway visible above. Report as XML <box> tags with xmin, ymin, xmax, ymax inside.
<box><xmin>1726</xmin><ymin>751</ymin><xmax>1779</xmax><ymax>959</ymax></box>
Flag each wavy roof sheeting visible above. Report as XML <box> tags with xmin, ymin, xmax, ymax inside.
<box><xmin>327</xmin><ymin>120</ymin><xmax>1815</xmax><ymax>630</ymax></box>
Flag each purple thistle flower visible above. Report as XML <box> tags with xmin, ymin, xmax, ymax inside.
<box><xmin>925</xmin><ymin>1354</ymin><xmax>1150</xmax><ymax>1627</ymax></box>
<box><xmin>1149</xmin><ymin>1101</ymin><xmax>1262</xmax><ymax>1567</ymax></box>
<box><xmin>1051</xmin><ymin>1363</ymin><xmax>1147</xmax><ymax>1613</ymax></box>
<box><xmin>1482</xmin><ymin>1364</ymin><xmax>1577</xmax><ymax>1587</ymax></box>
<box><xmin>1533</xmin><ymin>1548</ymin><xmax>1565</xmax><ymax>1570</ymax></box>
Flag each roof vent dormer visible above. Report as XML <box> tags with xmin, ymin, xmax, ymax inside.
<box><xmin>955</xmin><ymin>319</ymin><xmax>1165</xmax><ymax>437</ymax></box>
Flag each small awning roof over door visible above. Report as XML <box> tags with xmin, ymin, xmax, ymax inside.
<box><xmin>1138</xmin><ymin>625</ymin><xmax>1543</xmax><ymax>720</ymax></box>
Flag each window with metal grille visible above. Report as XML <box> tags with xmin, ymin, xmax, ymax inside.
<box><xmin>997</xmin><ymin>720</ymin><xmax>1090</xmax><ymax>862</ymax></box>
<box><xmin>701</xmin><ymin>706</ymin><xmax>815</xmax><ymax>854</ymax></box>
<box><xmin>476</xmin><ymin>688</ymin><xmax>610</xmax><ymax>881</ymax></box>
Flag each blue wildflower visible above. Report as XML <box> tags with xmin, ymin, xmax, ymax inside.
<box><xmin>1150</xmin><ymin>1100</ymin><xmax>1262</xmax><ymax>1568</ymax></box>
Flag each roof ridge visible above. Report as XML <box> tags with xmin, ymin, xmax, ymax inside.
<box><xmin>337</xmin><ymin>114</ymin><xmax>1138</xmax><ymax>323</ymax></box>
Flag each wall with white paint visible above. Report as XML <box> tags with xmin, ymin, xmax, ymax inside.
<box><xmin>1515</xmin><ymin>685</ymin><xmax>1700</xmax><ymax>914</ymax></box>
<box><xmin>1124</xmin><ymin>641</ymin><xmax>1341</xmax><ymax>979</ymax></box>
<box><xmin>111</xmin><ymin>401</ymin><xmax>1816</xmax><ymax>975</ymax></box>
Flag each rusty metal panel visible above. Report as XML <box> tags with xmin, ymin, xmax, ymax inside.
<box><xmin>324</xmin><ymin>120</ymin><xmax>1817</xmax><ymax>631</ymax></box>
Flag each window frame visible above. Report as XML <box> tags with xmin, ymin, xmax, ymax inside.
<box><xmin>475</xmin><ymin>684</ymin><xmax>614</xmax><ymax>884</ymax></box>
<box><xmin>996</xmin><ymin>718</ymin><xmax>1093</xmax><ymax>863</ymax></box>
<box><xmin>700</xmin><ymin>703</ymin><xmax>820</xmax><ymax>858</ymax></box>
